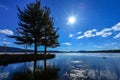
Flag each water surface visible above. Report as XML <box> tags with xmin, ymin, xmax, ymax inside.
<box><xmin>0</xmin><ymin>53</ymin><xmax>120</xmax><ymax>80</ymax></box>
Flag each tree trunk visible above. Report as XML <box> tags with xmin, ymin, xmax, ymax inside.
<box><xmin>44</xmin><ymin>36</ymin><xmax>47</xmax><ymax>54</ymax></box>
<box><xmin>44</xmin><ymin>45</ymin><xmax>47</xmax><ymax>54</ymax></box>
<box><xmin>3</xmin><ymin>44</ymin><xmax>6</xmax><ymax>54</ymax></box>
<box><xmin>34</xmin><ymin>60</ymin><xmax>37</xmax><ymax>72</ymax></box>
<box><xmin>34</xmin><ymin>41</ymin><xmax>37</xmax><ymax>55</ymax></box>
<box><xmin>44</xmin><ymin>59</ymin><xmax>46</xmax><ymax>72</ymax></box>
<box><xmin>25</xmin><ymin>44</ymin><xmax>27</xmax><ymax>54</ymax></box>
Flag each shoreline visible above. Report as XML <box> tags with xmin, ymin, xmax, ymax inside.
<box><xmin>0</xmin><ymin>54</ymin><xmax>55</xmax><ymax>66</ymax></box>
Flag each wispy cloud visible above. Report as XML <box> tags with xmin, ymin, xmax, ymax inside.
<box><xmin>62</xmin><ymin>42</ymin><xmax>71</xmax><ymax>46</ymax></box>
<box><xmin>69</xmin><ymin>33</ymin><xmax>74</xmax><ymax>38</ymax></box>
<box><xmin>93</xmin><ymin>45</ymin><xmax>103</xmax><ymax>48</ymax></box>
<box><xmin>77</xmin><ymin>35</ymin><xmax>84</xmax><ymax>39</ymax></box>
<box><xmin>112</xmin><ymin>22</ymin><xmax>120</xmax><ymax>31</ymax></box>
<box><xmin>103</xmin><ymin>44</ymin><xmax>110</xmax><ymax>46</ymax></box>
<box><xmin>0</xmin><ymin>41</ymin><xmax>12</xmax><ymax>44</ymax></box>
<box><xmin>96</xmin><ymin>28</ymin><xmax>112</xmax><ymax>37</ymax></box>
<box><xmin>0</xmin><ymin>5</ymin><xmax>8</xmax><ymax>10</ymax></box>
<box><xmin>102</xmin><ymin>32</ymin><xmax>112</xmax><ymax>37</ymax></box>
<box><xmin>3</xmin><ymin>39</ymin><xmax>7</xmax><ymax>41</ymax></box>
<box><xmin>76</xmin><ymin>22</ymin><xmax>120</xmax><ymax>39</ymax></box>
<box><xmin>112</xmin><ymin>42</ymin><xmax>117</xmax><ymax>45</ymax></box>
<box><xmin>77</xmin><ymin>29</ymin><xmax>96</xmax><ymax>39</ymax></box>
<box><xmin>0</xmin><ymin>29</ymin><xmax>14</xmax><ymax>35</ymax></box>
<box><xmin>114</xmin><ymin>33</ymin><xmax>120</xmax><ymax>39</ymax></box>
<box><xmin>84</xmin><ymin>29</ymin><xmax>96</xmax><ymax>37</ymax></box>
<box><xmin>97</xmin><ymin>46</ymin><xmax>103</xmax><ymax>48</ymax></box>
<box><xmin>76</xmin><ymin>31</ymin><xmax>81</xmax><ymax>34</ymax></box>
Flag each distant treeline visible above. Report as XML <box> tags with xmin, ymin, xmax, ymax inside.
<box><xmin>0</xmin><ymin>46</ymin><xmax>60</xmax><ymax>53</ymax></box>
<box><xmin>0</xmin><ymin>46</ymin><xmax>120</xmax><ymax>53</ymax></box>
<box><xmin>78</xmin><ymin>50</ymin><xmax>120</xmax><ymax>53</ymax></box>
<box><xmin>0</xmin><ymin>46</ymin><xmax>33</xmax><ymax>52</ymax></box>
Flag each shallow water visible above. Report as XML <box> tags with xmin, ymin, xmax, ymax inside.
<box><xmin>0</xmin><ymin>53</ymin><xmax>120</xmax><ymax>80</ymax></box>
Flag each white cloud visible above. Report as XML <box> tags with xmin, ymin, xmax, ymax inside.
<box><xmin>69</xmin><ymin>34</ymin><xmax>74</xmax><ymax>38</ymax></box>
<box><xmin>112</xmin><ymin>42</ymin><xmax>117</xmax><ymax>45</ymax></box>
<box><xmin>84</xmin><ymin>29</ymin><xmax>96</xmax><ymax>37</ymax></box>
<box><xmin>76</xmin><ymin>22</ymin><xmax>120</xmax><ymax>39</ymax></box>
<box><xmin>96</xmin><ymin>28</ymin><xmax>112</xmax><ymax>37</ymax></box>
<box><xmin>0</xmin><ymin>5</ymin><xmax>8</xmax><ymax>10</ymax></box>
<box><xmin>103</xmin><ymin>44</ymin><xmax>110</xmax><ymax>46</ymax></box>
<box><xmin>93</xmin><ymin>45</ymin><xmax>103</xmax><ymax>48</ymax></box>
<box><xmin>77</xmin><ymin>29</ymin><xmax>96</xmax><ymax>39</ymax></box>
<box><xmin>76</xmin><ymin>31</ymin><xmax>81</xmax><ymax>34</ymax></box>
<box><xmin>0</xmin><ymin>29</ymin><xmax>14</xmax><ymax>35</ymax></box>
<box><xmin>77</xmin><ymin>35</ymin><xmax>84</xmax><ymax>39</ymax></box>
<box><xmin>114</xmin><ymin>33</ymin><xmax>120</xmax><ymax>39</ymax></box>
<box><xmin>0</xmin><ymin>41</ymin><xmax>12</xmax><ymax>44</ymax></box>
<box><xmin>3</xmin><ymin>39</ymin><xmax>7</xmax><ymax>41</ymax></box>
<box><xmin>97</xmin><ymin>46</ymin><xmax>103</xmax><ymax>48</ymax></box>
<box><xmin>112</xmin><ymin>22</ymin><xmax>120</xmax><ymax>31</ymax></box>
<box><xmin>102</xmin><ymin>32</ymin><xmax>112</xmax><ymax>37</ymax></box>
<box><xmin>62</xmin><ymin>42</ymin><xmax>71</xmax><ymax>46</ymax></box>
<box><xmin>0</xmin><ymin>72</ymin><xmax>9</xmax><ymax>80</ymax></box>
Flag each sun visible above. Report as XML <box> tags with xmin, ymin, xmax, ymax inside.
<box><xmin>68</xmin><ymin>16</ymin><xmax>76</xmax><ymax>24</ymax></box>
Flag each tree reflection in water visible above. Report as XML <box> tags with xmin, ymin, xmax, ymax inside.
<box><xmin>12</xmin><ymin>60</ymin><xmax>59</xmax><ymax>80</ymax></box>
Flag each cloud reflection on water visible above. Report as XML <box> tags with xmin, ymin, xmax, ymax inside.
<box><xmin>63</xmin><ymin>59</ymin><xmax>120</xmax><ymax>80</ymax></box>
<box><xmin>0</xmin><ymin>72</ymin><xmax>9</xmax><ymax>80</ymax></box>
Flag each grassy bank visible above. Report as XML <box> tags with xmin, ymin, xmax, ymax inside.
<box><xmin>0</xmin><ymin>54</ymin><xmax>55</xmax><ymax>65</ymax></box>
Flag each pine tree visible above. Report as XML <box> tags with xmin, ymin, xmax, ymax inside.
<box><xmin>41</xmin><ymin>7</ymin><xmax>59</xmax><ymax>54</ymax></box>
<box><xmin>9</xmin><ymin>1</ymin><xmax>59</xmax><ymax>55</ymax></box>
<box><xmin>9</xmin><ymin>1</ymin><xmax>43</xmax><ymax>55</ymax></box>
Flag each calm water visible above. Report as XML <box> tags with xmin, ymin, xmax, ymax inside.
<box><xmin>0</xmin><ymin>53</ymin><xmax>120</xmax><ymax>80</ymax></box>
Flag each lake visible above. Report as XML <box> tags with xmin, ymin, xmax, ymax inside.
<box><xmin>0</xmin><ymin>53</ymin><xmax>120</xmax><ymax>80</ymax></box>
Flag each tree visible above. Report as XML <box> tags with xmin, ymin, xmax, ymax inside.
<box><xmin>9</xmin><ymin>1</ymin><xmax>59</xmax><ymax>55</ymax></box>
<box><xmin>9</xmin><ymin>1</ymin><xmax>43</xmax><ymax>55</ymax></box>
<box><xmin>2</xmin><ymin>43</ymin><xmax>7</xmax><ymax>54</ymax></box>
<box><xmin>41</xmin><ymin>7</ymin><xmax>59</xmax><ymax>54</ymax></box>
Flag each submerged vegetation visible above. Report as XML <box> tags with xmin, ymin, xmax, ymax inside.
<box><xmin>13</xmin><ymin>67</ymin><xmax>59</xmax><ymax>80</ymax></box>
<box><xmin>12</xmin><ymin>61</ymin><xmax>59</xmax><ymax>80</ymax></box>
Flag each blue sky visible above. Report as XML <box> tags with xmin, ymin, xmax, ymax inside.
<box><xmin>0</xmin><ymin>0</ymin><xmax>120</xmax><ymax>51</ymax></box>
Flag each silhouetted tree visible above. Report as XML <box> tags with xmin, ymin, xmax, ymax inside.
<box><xmin>9</xmin><ymin>1</ymin><xmax>43</xmax><ymax>55</ymax></box>
<box><xmin>2</xmin><ymin>43</ymin><xmax>7</xmax><ymax>54</ymax></box>
<box><xmin>9</xmin><ymin>1</ymin><xmax>59</xmax><ymax>55</ymax></box>
<box><xmin>41</xmin><ymin>7</ymin><xmax>59</xmax><ymax>54</ymax></box>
